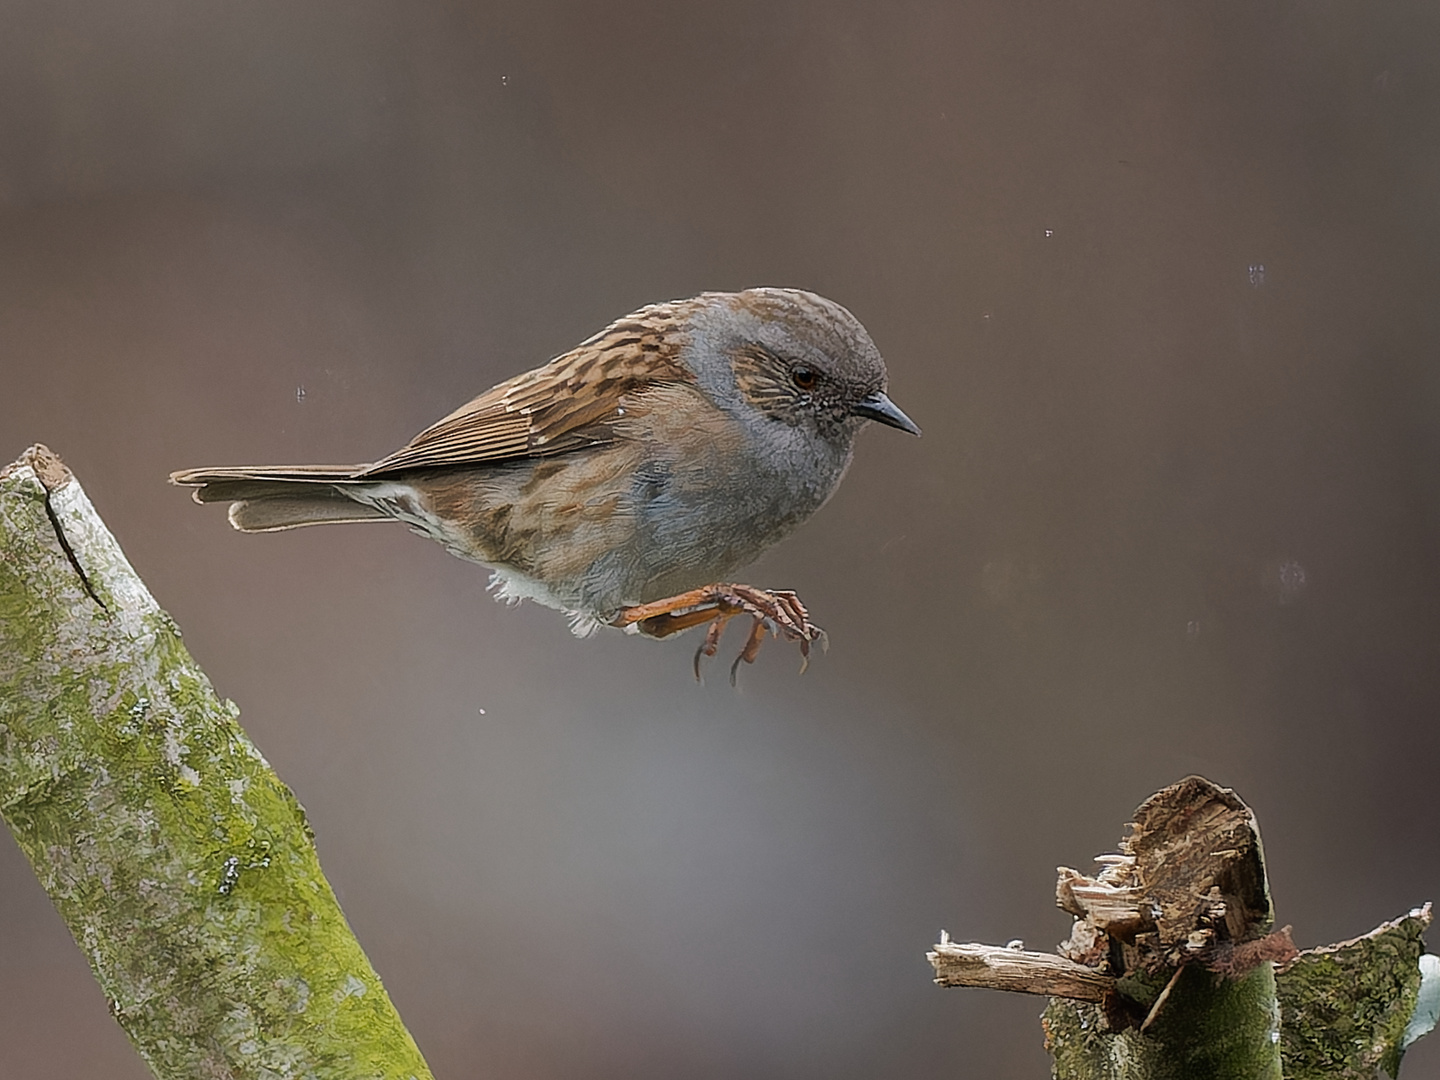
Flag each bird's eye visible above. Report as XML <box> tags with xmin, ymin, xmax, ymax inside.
<box><xmin>791</xmin><ymin>366</ymin><xmax>818</xmax><ymax>390</ymax></box>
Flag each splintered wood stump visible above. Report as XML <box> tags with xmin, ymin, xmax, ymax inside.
<box><xmin>928</xmin><ymin>776</ymin><xmax>1440</xmax><ymax>1079</ymax></box>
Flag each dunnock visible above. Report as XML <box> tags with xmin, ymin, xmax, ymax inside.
<box><xmin>172</xmin><ymin>288</ymin><xmax>918</xmax><ymax>677</ymax></box>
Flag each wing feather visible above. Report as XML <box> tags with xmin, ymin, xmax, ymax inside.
<box><xmin>359</xmin><ymin>307</ymin><xmax>695</xmax><ymax>476</ymax></box>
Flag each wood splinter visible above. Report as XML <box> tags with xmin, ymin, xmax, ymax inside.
<box><xmin>927</xmin><ymin>932</ymin><xmax>1115</xmax><ymax>1002</ymax></box>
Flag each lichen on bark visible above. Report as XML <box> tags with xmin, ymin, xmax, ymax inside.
<box><xmin>0</xmin><ymin>446</ymin><xmax>432</xmax><ymax>1080</ymax></box>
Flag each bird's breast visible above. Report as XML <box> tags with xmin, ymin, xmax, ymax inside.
<box><xmin>616</xmin><ymin>399</ymin><xmax>851</xmax><ymax>601</ymax></box>
<box><xmin>394</xmin><ymin>383</ymin><xmax>852</xmax><ymax>617</ymax></box>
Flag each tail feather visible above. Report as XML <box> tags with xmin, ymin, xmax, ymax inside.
<box><xmin>170</xmin><ymin>463</ymin><xmax>391</xmax><ymax>532</ymax></box>
<box><xmin>185</xmin><ymin>479</ymin><xmax>316</xmax><ymax>503</ymax></box>
<box><xmin>228</xmin><ymin>493</ymin><xmax>390</xmax><ymax>532</ymax></box>
<box><xmin>171</xmin><ymin>463</ymin><xmax>364</xmax><ymax>487</ymax></box>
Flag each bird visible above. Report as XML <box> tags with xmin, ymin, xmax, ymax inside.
<box><xmin>172</xmin><ymin>288</ymin><xmax>919</xmax><ymax>679</ymax></box>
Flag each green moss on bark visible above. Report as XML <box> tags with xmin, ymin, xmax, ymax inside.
<box><xmin>0</xmin><ymin>454</ymin><xmax>432</xmax><ymax>1080</ymax></box>
<box><xmin>1276</xmin><ymin>908</ymin><xmax>1430</xmax><ymax>1080</ymax></box>
<box><xmin>1044</xmin><ymin>965</ymin><xmax>1282</xmax><ymax>1080</ymax></box>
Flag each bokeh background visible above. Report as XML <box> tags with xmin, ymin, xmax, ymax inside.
<box><xmin>3</xmin><ymin>1</ymin><xmax>1440</xmax><ymax>1075</ymax></box>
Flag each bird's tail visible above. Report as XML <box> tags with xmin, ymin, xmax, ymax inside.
<box><xmin>169</xmin><ymin>464</ymin><xmax>390</xmax><ymax>532</ymax></box>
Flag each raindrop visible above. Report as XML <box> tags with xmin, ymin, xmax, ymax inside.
<box><xmin>1276</xmin><ymin>560</ymin><xmax>1307</xmax><ymax>603</ymax></box>
<box><xmin>1044</xmin><ymin>229</ymin><xmax>1054</xmax><ymax>238</ymax></box>
<box><xmin>295</xmin><ymin>385</ymin><xmax>307</xmax><ymax>404</ymax></box>
<box><xmin>501</xmin><ymin>75</ymin><xmax>510</xmax><ymax>86</ymax></box>
<box><xmin>1248</xmin><ymin>263</ymin><xmax>1266</xmax><ymax>287</ymax></box>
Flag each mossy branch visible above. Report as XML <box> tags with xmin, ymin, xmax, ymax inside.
<box><xmin>0</xmin><ymin>446</ymin><xmax>432</xmax><ymax>1080</ymax></box>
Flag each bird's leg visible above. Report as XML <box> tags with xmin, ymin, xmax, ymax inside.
<box><xmin>611</xmin><ymin>584</ymin><xmax>827</xmax><ymax>680</ymax></box>
<box><xmin>614</xmin><ymin>588</ymin><xmax>738</xmax><ymax>637</ymax></box>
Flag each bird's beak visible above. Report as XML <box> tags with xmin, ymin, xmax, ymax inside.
<box><xmin>852</xmin><ymin>390</ymin><xmax>921</xmax><ymax>436</ymax></box>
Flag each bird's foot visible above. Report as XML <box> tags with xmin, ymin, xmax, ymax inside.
<box><xmin>612</xmin><ymin>584</ymin><xmax>828</xmax><ymax>683</ymax></box>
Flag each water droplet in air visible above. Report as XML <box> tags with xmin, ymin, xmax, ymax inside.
<box><xmin>501</xmin><ymin>75</ymin><xmax>510</xmax><ymax>86</ymax></box>
<box><xmin>1248</xmin><ymin>263</ymin><xmax>1266</xmax><ymax>287</ymax></box>
<box><xmin>1044</xmin><ymin>229</ymin><xmax>1054</xmax><ymax>238</ymax></box>
<box><xmin>1262</xmin><ymin>559</ymin><xmax>1309</xmax><ymax>605</ymax></box>
<box><xmin>295</xmin><ymin>385</ymin><xmax>307</xmax><ymax>403</ymax></box>
<box><xmin>1276</xmin><ymin>560</ymin><xmax>1307</xmax><ymax>603</ymax></box>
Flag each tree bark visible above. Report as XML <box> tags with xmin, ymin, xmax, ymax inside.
<box><xmin>0</xmin><ymin>446</ymin><xmax>432</xmax><ymax>1080</ymax></box>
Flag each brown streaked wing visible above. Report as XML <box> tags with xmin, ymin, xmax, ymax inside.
<box><xmin>358</xmin><ymin>316</ymin><xmax>694</xmax><ymax>476</ymax></box>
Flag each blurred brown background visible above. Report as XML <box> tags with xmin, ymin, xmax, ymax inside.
<box><xmin>3</xmin><ymin>1</ymin><xmax>1440</xmax><ymax>1076</ymax></box>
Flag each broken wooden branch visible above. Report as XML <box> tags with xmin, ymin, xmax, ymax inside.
<box><xmin>928</xmin><ymin>776</ymin><xmax>1439</xmax><ymax>1079</ymax></box>
<box><xmin>929</xmin><ymin>935</ymin><xmax>1114</xmax><ymax>1001</ymax></box>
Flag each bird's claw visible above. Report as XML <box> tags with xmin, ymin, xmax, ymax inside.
<box><xmin>614</xmin><ymin>583</ymin><xmax>827</xmax><ymax>682</ymax></box>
